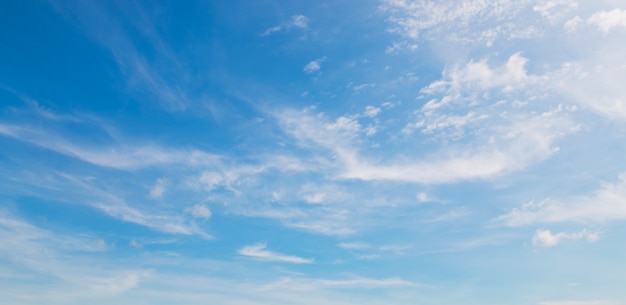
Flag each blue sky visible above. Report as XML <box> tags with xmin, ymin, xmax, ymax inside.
<box><xmin>1</xmin><ymin>0</ymin><xmax>626</xmax><ymax>304</ymax></box>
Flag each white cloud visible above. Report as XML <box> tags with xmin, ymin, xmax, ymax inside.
<box><xmin>185</xmin><ymin>204</ymin><xmax>212</xmax><ymax>219</ymax></box>
<box><xmin>316</xmin><ymin>277</ymin><xmax>421</xmax><ymax>288</ymax></box>
<box><xmin>304</xmin><ymin>57</ymin><xmax>326</xmax><ymax>73</ymax></box>
<box><xmin>326</xmin><ymin>116</ymin><xmax>361</xmax><ymax>135</ymax></box>
<box><xmin>341</xmin><ymin>112</ymin><xmax>574</xmax><ymax>183</ymax></box>
<box><xmin>0</xmin><ymin>123</ymin><xmax>220</xmax><ymax>170</ymax></box>
<box><xmin>564</xmin><ymin>16</ymin><xmax>583</xmax><ymax>32</ymax></box>
<box><xmin>385</xmin><ymin>41</ymin><xmax>418</xmax><ymax>53</ymax></box>
<box><xmin>262</xmin><ymin>15</ymin><xmax>309</xmax><ymax>35</ymax></box>
<box><xmin>291</xmin><ymin>15</ymin><xmax>309</xmax><ymax>28</ymax></box>
<box><xmin>417</xmin><ymin>192</ymin><xmax>429</xmax><ymax>202</ymax></box>
<box><xmin>533</xmin><ymin>0</ymin><xmax>578</xmax><ymax>22</ymax></box>
<box><xmin>302</xmin><ymin>192</ymin><xmax>326</xmax><ymax>204</ymax></box>
<box><xmin>352</xmin><ymin>83</ymin><xmax>375</xmax><ymax>91</ymax></box>
<box><xmin>382</xmin><ymin>0</ymin><xmax>538</xmax><ymax>44</ymax></box>
<box><xmin>403</xmin><ymin>112</ymin><xmax>489</xmax><ymax>136</ymax></box>
<box><xmin>532</xmin><ymin>229</ymin><xmax>599</xmax><ymax>247</ymax></box>
<box><xmin>420</xmin><ymin>53</ymin><xmax>536</xmax><ymax>99</ymax></box>
<box><xmin>498</xmin><ymin>173</ymin><xmax>626</xmax><ymax>226</ymax></box>
<box><xmin>0</xmin><ymin>210</ymin><xmax>151</xmax><ymax>297</ymax></box>
<box><xmin>337</xmin><ymin>242</ymin><xmax>371</xmax><ymax>250</ymax></box>
<box><xmin>304</xmin><ymin>61</ymin><xmax>320</xmax><ymax>73</ymax></box>
<box><xmin>286</xmin><ymin>219</ymin><xmax>356</xmax><ymax>236</ymax></box>
<box><xmin>540</xmin><ymin>301</ymin><xmax>621</xmax><ymax>305</ymax></box>
<box><xmin>588</xmin><ymin>9</ymin><xmax>626</xmax><ymax>33</ymax></box>
<box><xmin>233</xmin><ymin>203</ymin><xmax>355</xmax><ymax>236</ymax></box>
<box><xmin>238</xmin><ymin>243</ymin><xmax>314</xmax><ymax>264</ymax></box>
<box><xmin>297</xmin><ymin>183</ymin><xmax>349</xmax><ymax>205</ymax></box>
<box><xmin>149</xmin><ymin>178</ymin><xmax>167</xmax><ymax>198</ymax></box>
<box><xmin>551</xmin><ymin>51</ymin><xmax>626</xmax><ymax>120</ymax></box>
<box><xmin>416</xmin><ymin>192</ymin><xmax>445</xmax><ymax>204</ymax></box>
<box><xmin>418</xmin><ymin>209</ymin><xmax>469</xmax><ymax>223</ymax></box>
<box><xmin>363</xmin><ymin>106</ymin><xmax>381</xmax><ymax>118</ymax></box>
<box><xmin>277</xmin><ymin>101</ymin><xmax>576</xmax><ymax>184</ymax></box>
<box><xmin>50</xmin><ymin>1</ymin><xmax>190</xmax><ymax>111</ymax></box>
<box><xmin>18</xmin><ymin>171</ymin><xmax>212</xmax><ymax>238</ymax></box>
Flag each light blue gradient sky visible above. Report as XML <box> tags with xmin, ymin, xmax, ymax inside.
<box><xmin>1</xmin><ymin>1</ymin><xmax>626</xmax><ymax>304</ymax></box>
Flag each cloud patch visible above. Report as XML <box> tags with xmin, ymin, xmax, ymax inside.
<box><xmin>185</xmin><ymin>204</ymin><xmax>212</xmax><ymax>219</ymax></box>
<box><xmin>588</xmin><ymin>9</ymin><xmax>626</xmax><ymax>33</ymax></box>
<box><xmin>532</xmin><ymin>229</ymin><xmax>599</xmax><ymax>247</ymax></box>
<box><xmin>262</xmin><ymin>15</ymin><xmax>310</xmax><ymax>35</ymax></box>
<box><xmin>304</xmin><ymin>57</ymin><xmax>326</xmax><ymax>73</ymax></box>
<box><xmin>498</xmin><ymin>173</ymin><xmax>626</xmax><ymax>226</ymax></box>
<box><xmin>238</xmin><ymin>243</ymin><xmax>314</xmax><ymax>264</ymax></box>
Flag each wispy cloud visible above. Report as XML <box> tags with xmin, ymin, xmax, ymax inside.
<box><xmin>238</xmin><ymin>243</ymin><xmax>313</xmax><ymax>264</ymax></box>
<box><xmin>48</xmin><ymin>0</ymin><xmax>191</xmax><ymax>111</ymax></box>
<box><xmin>316</xmin><ymin>277</ymin><xmax>423</xmax><ymax>288</ymax></box>
<box><xmin>149</xmin><ymin>178</ymin><xmax>167</xmax><ymax>198</ymax></box>
<box><xmin>184</xmin><ymin>204</ymin><xmax>212</xmax><ymax>219</ymax></box>
<box><xmin>4</xmin><ymin>169</ymin><xmax>211</xmax><ymax>238</ymax></box>
<box><xmin>540</xmin><ymin>301</ymin><xmax>621</xmax><ymax>305</ymax></box>
<box><xmin>0</xmin><ymin>210</ymin><xmax>151</xmax><ymax>297</ymax></box>
<box><xmin>497</xmin><ymin>173</ymin><xmax>626</xmax><ymax>226</ymax></box>
<box><xmin>382</xmin><ymin>0</ymin><xmax>538</xmax><ymax>45</ymax></box>
<box><xmin>262</xmin><ymin>15</ymin><xmax>310</xmax><ymax>36</ymax></box>
<box><xmin>551</xmin><ymin>51</ymin><xmax>626</xmax><ymax>121</ymax></box>
<box><xmin>337</xmin><ymin>242</ymin><xmax>371</xmax><ymax>250</ymax></box>
<box><xmin>0</xmin><ymin>122</ymin><xmax>220</xmax><ymax>170</ymax></box>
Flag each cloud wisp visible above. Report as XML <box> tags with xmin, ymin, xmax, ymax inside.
<box><xmin>263</xmin><ymin>15</ymin><xmax>310</xmax><ymax>36</ymax></box>
<box><xmin>238</xmin><ymin>243</ymin><xmax>314</xmax><ymax>264</ymax></box>
<box><xmin>532</xmin><ymin>229</ymin><xmax>599</xmax><ymax>247</ymax></box>
<box><xmin>0</xmin><ymin>122</ymin><xmax>220</xmax><ymax>170</ymax></box>
<box><xmin>498</xmin><ymin>173</ymin><xmax>626</xmax><ymax>227</ymax></box>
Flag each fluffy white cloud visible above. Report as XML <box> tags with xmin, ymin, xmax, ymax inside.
<box><xmin>238</xmin><ymin>243</ymin><xmax>313</xmax><ymax>264</ymax></box>
<box><xmin>420</xmin><ymin>53</ymin><xmax>537</xmax><ymax>100</ymax></box>
<box><xmin>498</xmin><ymin>173</ymin><xmax>626</xmax><ymax>226</ymax></box>
<box><xmin>532</xmin><ymin>229</ymin><xmax>599</xmax><ymax>247</ymax></box>
<box><xmin>588</xmin><ymin>9</ymin><xmax>626</xmax><ymax>33</ymax></box>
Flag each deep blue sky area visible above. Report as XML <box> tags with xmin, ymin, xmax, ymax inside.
<box><xmin>1</xmin><ymin>1</ymin><xmax>626</xmax><ymax>304</ymax></box>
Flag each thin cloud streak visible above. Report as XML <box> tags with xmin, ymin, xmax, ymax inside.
<box><xmin>238</xmin><ymin>243</ymin><xmax>313</xmax><ymax>264</ymax></box>
<box><xmin>0</xmin><ymin>122</ymin><xmax>220</xmax><ymax>170</ymax></box>
<box><xmin>497</xmin><ymin>173</ymin><xmax>626</xmax><ymax>227</ymax></box>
